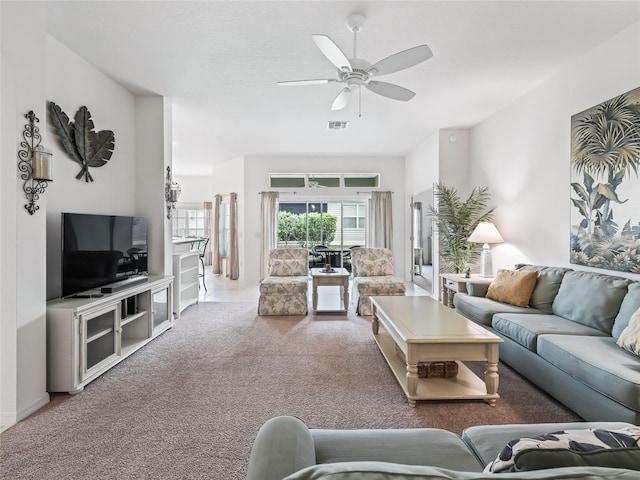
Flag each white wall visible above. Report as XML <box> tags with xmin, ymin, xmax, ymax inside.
<box><xmin>405</xmin><ymin>128</ymin><xmax>472</xmax><ymax>285</ymax></box>
<box><xmin>405</xmin><ymin>131</ymin><xmax>439</xmax><ymax>198</ymax></box>
<box><xmin>135</xmin><ymin>96</ymin><xmax>173</xmax><ymax>278</ymax></box>
<box><xmin>469</xmin><ymin>21</ymin><xmax>640</xmax><ymax>279</ymax></box>
<box><xmin>1</xmin><ymin>3</ymin><xmax>172</xmax><ymax>428</ymax></box>
<box><xmin>1</xmin><ymin>54</ymin><xmax>19</xmax><ymax>427</ymax></box>
<box><xmin>45</xmin><ymin>35</ymin><xmax>138</xmax><ymax>299</ymax></box>
<box><xmin>242</xmin><ymin>155</ymin><xmax>406</xmax><ymax>286</ymax></box>
<box><xmin>174</xmin><ymin>175</ymin><xmax>214</xmax><ymax>204</ymax></box>
<box><xmin>1</xmin><ymin>1</ymin><xmax>50</xmax><ymax>425</ymax></box>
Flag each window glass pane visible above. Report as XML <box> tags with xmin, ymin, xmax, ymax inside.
<box><xmin>344</xmin><ymin>218</ymin><xmax>356</xmax><ymax>228</ymax></box>
<box><xmin>308</xmin><ymin>176</ymin><xmax>340</xmax><ymax>188</ymax></box>
<box><xmin>344</xmin><ymin>174</ymin><xmax>379</xmax><ymax>187</ymax></box>
<box><xmin>271</xmin><ymin>176</ymin><xmax>306</xmax><ymax>188</ymax></box>
<box><xmin>343</xmin><ymin>205</ymin><xmax>357</xmax><ymax>217</ymax></box>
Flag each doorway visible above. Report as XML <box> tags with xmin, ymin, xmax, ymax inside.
<box><xmin>410</xmin><ymin>189</ymin><xmax>434</xmax><ymax>295</ymax></box>
<box><xmin>277</xmin><ymin>198</ymin><xmax>367</xmax><ymax>270</ymax></box>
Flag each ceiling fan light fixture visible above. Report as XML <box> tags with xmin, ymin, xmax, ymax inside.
<box><xmin>279</xmin><ymin>13</ymin><xmax>432</xmax><ymax>115</ymax></box>
<box><xmin>327</xmin><ymin>121</ymin><xmax>349</xmax><ymax>130</ymax></box>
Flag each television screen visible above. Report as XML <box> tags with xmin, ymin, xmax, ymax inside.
<box><xmin>62</xmin><ymin>213</ymin><xmax>148</xmax><ymax>297</ymax></box>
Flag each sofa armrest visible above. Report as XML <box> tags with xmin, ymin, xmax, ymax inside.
<box><xmin>467</xmin><ymin>282</ymin><xmax>490</xmax><ymax>297</ymax></box>
<box><xmin>246</xmin><ymin>416</ymin><xmax>316</xmax><ymax>480</ymax></box>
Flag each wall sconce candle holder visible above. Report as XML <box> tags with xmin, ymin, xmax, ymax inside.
<box><xmin>18</xmin><ymin>111</ymin><xmax>53</xmax><ymax>215</ymax></box>
<box><xmin>165</xmin><ymin>166</ymin><xmax>181</xmax><ymax>219</ymax></box>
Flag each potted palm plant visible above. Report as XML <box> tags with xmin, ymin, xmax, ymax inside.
<box><xmin>429</xmin><ymin>182</ymin><xmax>495</xmax><ymax>273</ymax></box>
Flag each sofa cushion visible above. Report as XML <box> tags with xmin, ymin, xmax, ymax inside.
<box><xmin>514</xmin><ymin>265</ymin><xmax>573</xmax><ymax>313</ymax></box>
<box><xmin>453</xmin><ymin>294</ymin><xmax>542</xmax><ymax>327</ymax></box>
<box><xmin>484</xmin><ymin>426</ymin><xmax>640</xmax><ymax>473</ymax></box>
<box><xmin>617</xmin><ymin>308</ymin><xmax>640</xmax><ymax>356</ymax></box>
<box><xmin>311</xmin><ymin>428</ymin><xmax>482</xmax><ymax>471</ymax></box>
<box><xmin>353</xmin><ymin>276</ymin><xmax>406</xmax><ymax>295</ymax></box>
<box><xmin>537</xmin><ymin>335</ymin><xmax>640</xmax><ymax>411</ymax></box>
<box><xmin>491</xmin><ymin>313</ymin><xmax>606</xmax><ymax>352</ymax></box>
<box><xmin>552</xmin><ymin>271</ymin><xmax>632</xmax><ymax>333</ymax></box>
<box><xmin>283</xmin><ymin>462</ymin><xmax>639</xmax><ymax>480</ymax></box>
<box><xmin>259</xmin><ymin>276</ymin><xmax>308</xmax><ymax>294</ymax></box>
<box><xmin>612</xmin><ymin>283</ymin><xmax>640</xmax><ymax>339</ymax></box>
<box><xmin>486</xmin><ymin>269</ymin><xmax>538</xmax><ymax>307</ymax></box>
<box><xmin>269</xmin><ymin>258</ymin><xmax>308</xmax><ymax>276</ymax></box>
<box><xmin>461</xmin><ymin>422</ymin><xmax>635</xmax><ymax>468</ymax></box>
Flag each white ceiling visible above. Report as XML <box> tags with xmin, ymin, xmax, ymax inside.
<box><xmin>43</xmin><ymin>1</ymin><xmax>640</xmax><ymax>176</ymax></box>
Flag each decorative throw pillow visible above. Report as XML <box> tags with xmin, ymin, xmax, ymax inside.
<box><xmin>269</xmin><ymin>259</ymin><xmax>307</xmax><ymax>276</ymax></box>
<box><xmin>355</xmin><ymin>258</ymin><xmax>394</xmax><ymax>277</ymax></box>
<box><xmin>484</xmin><ymin>427</ymin><xmax>640</xmax><ymax>473</ymax></box>
<box><xmin>513</xmin><ymin>447</ymin><xmax>640</xmax><ymax>472</ymax></box>
<box><xmin>485</xmin><ymin>269</ymin><xmax>538</xmax><ymax>307</ymax></box>
<box><xmin>616</xmin><ymin>307</ymin><xmax>640</xmax><ymax>356</ymax></box>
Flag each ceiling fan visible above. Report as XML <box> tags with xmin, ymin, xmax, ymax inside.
<box><xmin>278</xmin><ymin>13</ymin><xmax>433</xmax><ymax>113</ymax></box>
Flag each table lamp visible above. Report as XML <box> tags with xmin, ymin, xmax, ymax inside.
<box><xmin>468</xmin><ymin>222</ymin><xmax>504</xmax><ymax>277</ymax></box>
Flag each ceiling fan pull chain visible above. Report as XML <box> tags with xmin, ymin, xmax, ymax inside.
<box><xmin>359</xmin><ymin>87</ymin><xmax>362</xmax><ymax>118</ymax></box>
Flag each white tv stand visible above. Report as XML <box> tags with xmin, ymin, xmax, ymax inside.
<box><xmin>46</xmin><ymin>275</ymin><xmax>174</xmax><ymax>394</ymax></box>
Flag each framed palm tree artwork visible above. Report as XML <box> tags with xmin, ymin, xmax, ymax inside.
<box><xmin>570</xmin><ymin>86</ymin><xmax>640</xmax><ymax>273</ymax></box>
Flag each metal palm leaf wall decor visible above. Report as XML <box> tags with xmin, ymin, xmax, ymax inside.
<box><xmin>570</xmin><ymin>86</ymin><xmax>640</xmax><ymax>273</ymax></box>
<box><xmin>49</xmin><ymin>102</ymin><xmax>115</xmax><ymax>182</ymax></box>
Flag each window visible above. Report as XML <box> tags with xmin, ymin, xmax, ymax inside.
<box><xmin>172</xmin><ymin>204</ymin><xmax>205</xmax><ymax>238</ymax></box>
<box><xmin>342</xmin><ymin>203</ymin><xmax>366</xmax><ymax>229</ymax></box>
<box><xmin>269</xmin><ymin>173</ymin><xmax>380</xmax><ymax>189</ymax></box>
<box><xmin>270</xmin><ymin>174</ymin><xmax>305</xmax><ymax>188</ymax></box>
<box><xmin>344</xmin><ymin>174</ymin><xmax>379</xmax><ymax>188</ymax></box>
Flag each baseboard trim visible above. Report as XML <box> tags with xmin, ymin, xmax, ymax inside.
<box><xmin>17</xmin><ymin>392</ymin><xmax>50</xmax><ymax>423</ymax></box>
<box><xmin>0</xmin><ymin>411</ymin><xmax>17</xmax><ymax>432</ymax></box>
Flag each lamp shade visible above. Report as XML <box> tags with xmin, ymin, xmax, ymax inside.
<box><xmin>468</xmin><ymin>222</ymin><xmax>504</xmax><ymax>244</ymax></box>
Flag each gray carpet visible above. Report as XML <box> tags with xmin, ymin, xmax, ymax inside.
<box><xmin>1</xmin><ymin>302</ymin><xmax>580</xmax><ymax>479</ymax></box>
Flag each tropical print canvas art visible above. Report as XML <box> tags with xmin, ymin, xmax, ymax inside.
<box><xmin>570</xmin><ymin>87</ymin><xmax>640</xmax><ymax>273</ymax></box>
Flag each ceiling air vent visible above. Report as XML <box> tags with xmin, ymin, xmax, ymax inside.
<box><xmin>327</xmin><ymin>121</ymin><xmax>349</xmax><ymax>130</ymax></box>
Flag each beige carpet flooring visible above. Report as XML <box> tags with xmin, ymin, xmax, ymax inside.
<box><xmin>0</xmin><ymin>302</ymin><xmax>581</xmax><ymax>479</ymax></box>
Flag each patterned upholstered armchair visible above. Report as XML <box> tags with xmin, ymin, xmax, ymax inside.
<box><xmin>258</xmin><ymin>248</ymin><xmax>309</xmax><ymax>316</ymax></box>
<box><xmin>351</xmin><ymin>248</ymin><xmax>406</xmax><ymax>316</ymax></box>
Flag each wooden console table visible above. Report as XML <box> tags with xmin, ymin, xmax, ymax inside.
<box><xmin>440</xmin><ymin>273</ymin><xmax>492</xmax><ymax>308</ymax></box>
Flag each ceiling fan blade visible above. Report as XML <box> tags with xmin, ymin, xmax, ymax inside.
<box><xmin>312</xmin><ymin>34</ymin><xmax>352</xmax><ymax>71</ymax></box>
<box><xmin>278</xmin><ymin>79</ymin><xmax>336</xmax><ymax>86</ymax></box>
<box><xmin>331</xmin><ymin>88</ymin><xmax>353</xmax><ymax>111</ymax></box>
<box><xmin>367</xmin><ymin>45</ymin><xmax>433</xmax><ymax>76</ymax></box>
<box><xmin>366</xmin><ymin>81</ymin><xmax>416</xmax><ymax>101</ymax></box>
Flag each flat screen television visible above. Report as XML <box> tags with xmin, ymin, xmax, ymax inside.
<box><xmin>62</xmin><ymin>213</ymin><xmax>149</xmax><ymax>297</ymax></box>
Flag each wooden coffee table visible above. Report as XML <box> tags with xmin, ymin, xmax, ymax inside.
<box><xmin>311</xmin><ymin>267</ymin><xmax>350</xmax><ymax>313</ymax></box>
<box><xmin>370</xmin><ymin>295</ymin><xmax>503</xmax><ymax>407</ymax></box>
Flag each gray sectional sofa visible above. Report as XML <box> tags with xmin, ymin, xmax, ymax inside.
<box><xmin>246</xmin><ymin>415</ymin><xmax>638</xmax><ymax>480</ymax></box>
<box><xmin>453</xmin><ymin>265</ymin><xmax>640</xmax><ymax>424</ymax></box>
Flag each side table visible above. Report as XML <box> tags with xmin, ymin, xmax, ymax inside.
<box><xmin>440</xmin><ymin>273</ymin><xmax>493</xmax><ymax>308</ymax></box>
<box><xmin>311</xmin><ymin>267</ymin><xmax>350</xmax><ymax>313</ymax></box>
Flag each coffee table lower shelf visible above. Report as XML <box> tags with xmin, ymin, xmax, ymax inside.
<box><xmin>374</xmin><ymin>332</ymin><xmax>499</xmax><ymax>406</ymax></box>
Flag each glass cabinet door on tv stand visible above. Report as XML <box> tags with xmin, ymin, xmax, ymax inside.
<box><xmin>80</xmin><ymin>304</ymin><xmax>118</xmax><ymax>382</ymax></box>
<box><xmin>152</xmin><ymin>284</ymin><xmax>172</xmax><ymax>334</ymax></box>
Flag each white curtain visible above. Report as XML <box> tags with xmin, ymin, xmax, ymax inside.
<box><xmin>212</xmin><ymin>195</ymin><xmax>222</xmax><ymax>275</ymax></box>
<box><xmin>260</xmin><ymin>191</ymin><xmax>279</xmax><ymax>280</ymax></box>
<box><xmin>368</xmin><ymin>191</ymin><xmax>393</xmax><ymax>249</ymax></box>
<box><xmin>228</xmin><ymin>192</ymin><xmax>239</xmax><ymax>280</ymax></box>
<box><xmin>203</xmin><ymin>201</ymin><xmax>213</xmax><ymax>265</ymax></box>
